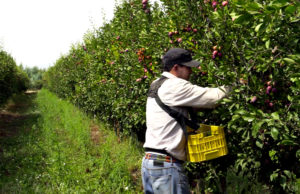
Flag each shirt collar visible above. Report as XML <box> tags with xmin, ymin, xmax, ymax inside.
<box><xmin>162</xmin><ymin>71</ymin><xmax>177</xmax><ymax>79</ymax></box>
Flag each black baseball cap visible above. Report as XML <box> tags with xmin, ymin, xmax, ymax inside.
<box><xmin>162</xmin><ymin>48</ymin><xmax>200</xmax><ymax>70</ymax></box>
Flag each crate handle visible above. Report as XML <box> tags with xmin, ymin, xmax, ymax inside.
<box><xmin>204</xmin><ymin>150</ymin><xmax>219</xmax><ymax>160</ymax></box>
<box><xmin>204</xmin><ymin>150</ymin><xmax>219</xmax><ymax>155</ymax></box>
<box><xmin>211</xmin><ymin>130</ymin><xmax>219</xmax><ymax>135</ymax></box>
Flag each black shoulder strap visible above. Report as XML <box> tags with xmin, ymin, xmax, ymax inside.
<box><xmin>147</xmin><ymin>76</ymin><xmax>199</xmax><ymax>139</ymax></box>
<box><xmin>147</xmin><ymin>76</ymin><xmax>168</xmax><ymax>98</ymax></box>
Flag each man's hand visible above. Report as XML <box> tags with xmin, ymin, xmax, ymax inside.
<box><xmin>219</xmin><ymin>85</ymin><xmax>233</xmax><ymax>97</ymax></box>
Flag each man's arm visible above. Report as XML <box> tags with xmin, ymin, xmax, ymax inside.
<box><xmin>158</xmin><ymin>78</ymin><xmax>231</xmax><ymax>109</ymax></box>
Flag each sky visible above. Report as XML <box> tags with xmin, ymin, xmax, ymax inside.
<box><xmin>0</xmin><ymin>0</ymin><xmax>118</xmax><ymax>69</ymax></box>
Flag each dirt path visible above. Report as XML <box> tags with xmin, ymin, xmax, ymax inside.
<box><xmin>0</xmin><ymin>90</ymin><xmax>103</xmax><ymax>149</ymax></box>
<box><xmin>0</xmin><ymin>91</ymin><xmax>38</xmax><ymax>138</ymax></box>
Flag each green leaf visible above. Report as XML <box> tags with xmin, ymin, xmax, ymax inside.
<box><xmin>252</xmin><ymin>120</ymin><xmax>265</xmax><ymax>136</ymax></box>
<box><xmin>212</xmin><ymin>10</ymin><xmax>221</xmax><ymax>20</ymax></box>
<box><xmin>285</xmin><ymin>5</ymin><xmax>296</xmax><ymax>14</ymax></box>
<box><xmin>271</xmin><ymin>112</ymin><xmax>280</xmax><ymax>120</ymax></box>
<box><xmin>287</xmin><ymin>54</ymin><xmax>300</xmax><ymax>61</ymax></box>
<box><xmin>254</xmin><ymin>161</ymin><xmax>261</xmax><ymax>168</ymax></box>
<box><xmin>231</xmin><ymin>114</ymin><xmax>240</xmax><ymax>121</ymax></box>
<box><xmin>283</xmin><ymin>58</ymin><xmax>296</xmax><ymax>64</ymax></box>
<box><xmin>246</xmin><ymin>2</ymin><xmax>263</xmax><ymax>14</ymax></box>
<box><xmin>271</xmin><ymin>128</ymin><xmax>279</xmax><ymax>140</ymax></box>
<box><xmin>234</xmin><ymin>109</ymin><xmax>248</xmax><ymax>115</ymax></box>
<box><xmin>256</xmin><ymin>140</ymin><xmax>263</xmax><ymax>149</ymax></box>
<box><xmin>270</xmin><ymin>172</ymin><xmax>279</xmax><ymax>181</ymax></box>
<box><xmin>257</xmin><ymin>109</ymin><xmax>265</xmax><ymax>117</ymax></box>
<box><xmin>287</xmin><ymin>95</ymin><xmax>293</xmax><ymax>102</ymax></box>
<box><xmin>242</xmin><ymin>116</ymin><xmax>255</xmax><ymax>122</ymax></box>
<box><xmin>265</xmin><ymin>39</ymin><xmax>270</xmax><ymax>49</ymax></box>
<box><xmin>272</xmin><ymin>0</ymin><xmax>289</xmax><ymax>8</ymax></box>
<box><xmin>235</xmin><ymin>0</ymin><xmax>246</xmax><ymax>6</ymax></box>
<box><xmin>234</xmin><ymin>13</ymin><xmax>253</xmax><ymax>25</ymax></box>
<box><xmin>247</xmin><ymin>10</ymin><xmax>261</xmax><ymax>15</ymax></box>
<box><xmin>255</xmin><ymin>23</ymin><xmax>263</xmax><ymax>32</ymax></box>
<box><xmin>222</xmin><ymin>98</ymin><xmax>233</xmax><ymax>103</ymax></box>
<box><xmin>290</xmin><ymin>77</ymin><xmax>299</xmax><ymax>82</ymax></box>
<box><xmin>269</xmin><ymin>149</ymin><xmax>278</xmax><ymax>161</ymax></box>
<box><xmin>266</xmin><ymin>119</ymin><xmax>275</xmax><ymax>126</ymax></box>
<box><xmin>283</xmin><ymin>170</ymin><xmax>292</xmax><ymax>179</ymax></box>
<box><xmin>280</xmin><ymin>140</ymin><xmax>297</xmax><ymax>145</ymax></box>
<box><xmin>230</xmin><ymin>12</ymin><xmax>241</xmax><ymax>21</ymax></box>
<box><xmin>247</xmin><ymin>2</ymin><xmax>262</xmax><ymax>9</ymax></box>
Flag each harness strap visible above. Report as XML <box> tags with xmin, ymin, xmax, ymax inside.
<box><xmin>147</xmin><ymin>76</ymin><xmax>199</xmax><ymax>140</ymax></box>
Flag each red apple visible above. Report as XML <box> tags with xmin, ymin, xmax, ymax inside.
<box><xmin>266</xmin><ymin>86</ymin><xmax>272</xmax><ymax>94</ymax></box>
<box><xmin>269</xmin><ymin>102</ymin><xmax>274</xmax><ymax>107</ymax></box>
<box><xmin>177</xmin><ymin>38</ymin><xmax>182</xmax><ymax>43</ymax></box>
<box><xmin>212</xmin><ymin>1</ymin><xmax>218</xmax><ymax>8</ymax></box>
<box><xmin>250</xmin><ymin>96</ymin><xmax>257</xmax><ymax>103</ymax></box>
<box><xmin>222</xmin><ymin>1</ymin><xmax>228</xmax><ymax>7</ymax></box>
<box><xmin>212</xmin><ymin>50</ymin><xmax>218</xmax><ymax>56</ymax></box>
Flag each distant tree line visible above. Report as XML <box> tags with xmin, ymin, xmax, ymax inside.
<box><xmin>0</xmin><ymin>49</ymin><xmax>29</xmax><ymax>106</ymax></box>
<box><xmin>20</xmin><ymin>65</ymin><xmax>45</xmax><ymax>90</ymax></box>
<box><xmin>0</xmin><ymin>47</ymin><xmax>46</xmax><ymax>106</ymax></box>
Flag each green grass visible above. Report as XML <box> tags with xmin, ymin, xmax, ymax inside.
<box><xmin>0</xmin><ymin>89</ymin><xmax>143</xmax><ymax>193</ymax></box>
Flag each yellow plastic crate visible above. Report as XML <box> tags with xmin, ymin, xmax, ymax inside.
<box><xmin>187</xmin><ymin>124</ymin><xmax>228</xmax><ymax>162</ymax></box>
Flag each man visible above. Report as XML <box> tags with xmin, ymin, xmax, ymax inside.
<box><xmin>141</xmin><ymin>48</ymin><xmax>231</xmax><ymax>194</ymax></box>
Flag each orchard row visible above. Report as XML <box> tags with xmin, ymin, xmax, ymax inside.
<box><xmin>44</xmin><ymin>0</ymin><xmax>300</xmax><ymax>193</ymax></box>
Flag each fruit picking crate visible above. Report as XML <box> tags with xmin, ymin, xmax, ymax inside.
<box><xmin>187</xmin><ymin>124</ymin><xmax>228</xmax><ymax>162</ymax></box>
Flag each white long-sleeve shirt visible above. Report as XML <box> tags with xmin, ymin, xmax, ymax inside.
<box><xmin>143</xmin><ymin>71</ymin><xmax>229</xmax><ymax>161</ymax></box>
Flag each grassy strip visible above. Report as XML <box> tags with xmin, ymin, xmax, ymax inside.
<box><xmin>0</xmin><ymin>92</ymin><xmax>42</xmax><ymax>193</ymax></box>
<box><xmin>0</xmin><ymin>89</ymin><xmax>143</xmax><ymax>193</ymax></box>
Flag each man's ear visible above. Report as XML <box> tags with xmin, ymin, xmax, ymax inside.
<box><xmin>173</xmin><ymin>64</ymin><xmax>179</xmax><ymax>70</ymax></box>
<box><xmin>170</xmin><ymin>64</ymin><xmax>179</xmax><ymax>75</ymax></box>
